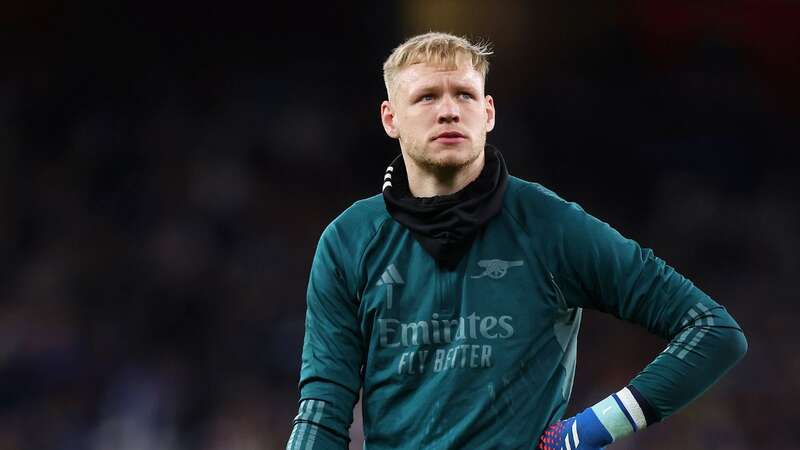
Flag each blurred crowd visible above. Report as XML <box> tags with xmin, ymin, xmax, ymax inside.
<box><xmin>1</xmin><ymin>2</ymin><xmax>797</xmax><ymax>449</ymax></box>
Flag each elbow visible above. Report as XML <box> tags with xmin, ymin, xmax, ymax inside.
<box><xmin>733</xmin><ymin>328</ymin><xmax>748</xmax><ymax>361</ymax></box>
<box><xmin>722</xmin><ymin>327</ymin><xmax>748</xmax><ymax>368</ymax></box>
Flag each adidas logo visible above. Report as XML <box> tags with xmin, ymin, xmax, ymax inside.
<box><xmin>376</xmin><ymin>264</ymin><xmax>404</xmax><ymax>309</ymax></box>
<box><xmin>376</xmin><ymin>264</ymin><xmax>404</xmax><ymax>286</ymax></box>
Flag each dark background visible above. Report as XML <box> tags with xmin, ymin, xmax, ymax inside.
<box><xmin>1</xmin><ymin>1</ymin><xmax>798</xmax><ymax>449</ymax></box>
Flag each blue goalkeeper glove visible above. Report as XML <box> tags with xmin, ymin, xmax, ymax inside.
<box><xmin>537</xmin><ymin>408</ymin><xmax>612</xmax><ymax>450</ymax></box>
<box><xmin>538</xmin><ymin>386</ymin><xmax>655</xmax><ymax>449</ymax></box>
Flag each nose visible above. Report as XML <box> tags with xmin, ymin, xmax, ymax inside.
<box><xmin>437</xmin><ymin>95</ymin><xmax>460</xmax><ymax>123</ymax></box>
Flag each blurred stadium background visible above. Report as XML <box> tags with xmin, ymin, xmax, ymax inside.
<box><xmin>1</xmin><ymin>1</ymin><xmax>798</xmax><ymax>449</ymax></box>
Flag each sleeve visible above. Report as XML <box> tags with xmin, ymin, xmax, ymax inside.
<box><xmin>553</xmin><ymin>202</ymin><xmax>748</xmax><ymax>422</ymax></box>
<box><xmin>287</xmin><ymin>225</ymin><xmax>364</xmax><ymax>450</ymax></box>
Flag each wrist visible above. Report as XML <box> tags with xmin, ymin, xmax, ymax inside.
<box><xmin>587</xmin><ymin>386</ymin><xmax>652</xmax><ymax>443</ymax></box>
<box><xmin>539</xmin><ymin>386</ymin><xmax>656</xmax><ymax>449</ymax></box>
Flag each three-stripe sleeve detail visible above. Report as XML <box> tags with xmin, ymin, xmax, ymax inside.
<box><xmin>304</xmin><ymin>401</ymin><xmax>326</xmax><ymax>449</ymax></box>
<box><xmin>677</xmin><ymin>303</ymin><xmax>714</xmax><ymax>359</ymax></box>
<box><xmin>665</xmin><ymin>303</ymin><xmax>715</xmax><ymax>360</ymax></box>
<box><xmin>286</xmin><ymin>400</ymin><xmax>310</xmax><ymax>449</ymax></box>
<box><xmin>287</xmin><ymin>399</ymin><xmax>327</xmax><ymax>450</ymax></box>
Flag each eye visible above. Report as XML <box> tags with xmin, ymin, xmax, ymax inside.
<box><xmin>458</xmin><ymin>92</ymin><xmax>474</xmax><ymax>100</ymax></box>
<box><xmin>417</xmin><ymin>94</ymin><xmax>435</xmax><ymax>103</ymax></box>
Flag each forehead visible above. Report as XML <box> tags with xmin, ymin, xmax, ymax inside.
<box><xmin>394</xmin><ymin>59</ymin><xmax>485</xmax><ymax>95</ymax></box>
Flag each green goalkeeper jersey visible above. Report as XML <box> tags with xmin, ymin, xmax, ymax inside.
<box><xmin>286</xmin><ymin>176</ymin><xmax>746</xmax><ymax>450</ymax></box>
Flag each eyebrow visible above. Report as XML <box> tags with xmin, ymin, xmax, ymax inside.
<box><xmin>409</xmin><ymin>81</ymin><xmax>480</xmax><ymax>97</ymax></box>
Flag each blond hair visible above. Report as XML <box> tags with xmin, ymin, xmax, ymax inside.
<box><xmin>382</xmin><ymin>32</ymin><xmax>493</xmax><ymax>98</ymax></box>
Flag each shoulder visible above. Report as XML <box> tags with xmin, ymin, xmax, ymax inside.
<box><xmin>503</xmin><ymin>176</ymin><xmax>588</xmax><ymax>232</ymax></box>
<box><xmin>318</xmin><ymin>193</ymin><xmax>391</xmax><ymax>260</ymax></box>
<box><xmin>315</xmin><ymin>193</ymin><xmax>391</xmax><ymax>295</ymax></box>
<box><xmin>326</xmin><ymin>193</ymin><xmax>390</xmax><ymax>237</ymax></box>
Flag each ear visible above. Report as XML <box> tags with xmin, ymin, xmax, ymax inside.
<box><xmin>381</xmin><ymin>100</ymin><xmax>399</xmax><ymax>139</ymax></box>
<box><xmin>485</xmin><ymin>95</ymin><xmax>496</xmax><ymax>132</ymax></box>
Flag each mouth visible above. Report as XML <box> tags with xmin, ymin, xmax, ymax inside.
<box><xmin>432</xmin><ymin>131</ymin><xmax>467</xmax><ymax>144</ymax></box>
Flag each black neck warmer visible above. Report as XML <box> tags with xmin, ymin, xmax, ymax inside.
<box><xmin>382</xmin><ymin>146</ymin><xmax>509</xmax><ymax>270</ymax></box>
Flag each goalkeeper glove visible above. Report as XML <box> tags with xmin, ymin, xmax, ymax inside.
<box><xmin>538</xmin><ymin>386</ymin><xmax>655</xmax><ymax>450</ymax></box>
<box><xmin>537</xmin><ymin>407</ymin><xmax>611</xmax><ymax>450</ymax></box>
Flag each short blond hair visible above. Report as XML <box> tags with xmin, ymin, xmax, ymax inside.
<box><xmin>382</xmin><ymin>32</ymin><xmax>493</xmax><ymax>98</ymax></box>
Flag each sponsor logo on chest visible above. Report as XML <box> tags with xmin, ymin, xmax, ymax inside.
<box><xmin>375</xmin><ymin>260</ymin><xmax>523</xmax><ymax>376</ymax></box>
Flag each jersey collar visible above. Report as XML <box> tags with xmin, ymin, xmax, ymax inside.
<box><xmin>382</xmin><ymin>145</ymin><xmax>509</xmax><ymax>270</ymax></box>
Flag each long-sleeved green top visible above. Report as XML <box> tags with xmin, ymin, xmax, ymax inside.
<box><xmin>286</xmin><ymin>176</ymin><xmax>747</xmax><ymax>450</ymax></box>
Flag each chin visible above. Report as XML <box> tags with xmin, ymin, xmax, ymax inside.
<box><xmin>432</xmin><ymin>153</ymin><xmax>472</xmax><ymax>168</ymax></box>
<box><xmin>422</xmin><ymin>144</ymin><xmax>481</xmax><ymax>170</ymax></box>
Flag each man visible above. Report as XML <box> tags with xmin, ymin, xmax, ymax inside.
<box><xmin>286</xmin><ymin>32</ymin><xmax>747</xmax><ymax>450</ymax></box>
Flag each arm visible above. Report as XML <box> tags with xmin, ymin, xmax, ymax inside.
<box><xmin>287</xmin><ymin>225</ymin><xmax>364</xmax><ymax>450</ymax></box>
<box><xmin>540</xmin><ymin>202</ymin><xmax>747</xmax><ymax>449</ymax></box>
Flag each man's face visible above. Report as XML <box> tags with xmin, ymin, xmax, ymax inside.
<box><xmin>381</xmin><ymin>54</ymin><xmax>495</xmax><ymax>172</ymax></box>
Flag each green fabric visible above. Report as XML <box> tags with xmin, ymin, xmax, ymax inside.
<box><xmin>529</xmin><ymin>180</ymin><xmax>748</xmax><ymax>421</ymax></box>
<box><xmin>288</xmin><ymin>176</ymin><xmax>747</xmax><ymax>450</ymax></box>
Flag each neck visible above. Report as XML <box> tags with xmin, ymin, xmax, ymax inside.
<box><xmin>404</xmin><ymin>150</ymin><xmax>485</xmax><ymax>197</ymax></box>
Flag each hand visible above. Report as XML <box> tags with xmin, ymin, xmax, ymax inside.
<box><xmin>537</xmin><ymin>409</ymin><xmax>612</xmax><ymax>450</ymax></box>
